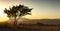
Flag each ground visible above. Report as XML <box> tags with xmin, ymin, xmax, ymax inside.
<box><xmin>0</xmin><ymin>24</ymin><xmax>60</xmax><ymax>31</ymax></box>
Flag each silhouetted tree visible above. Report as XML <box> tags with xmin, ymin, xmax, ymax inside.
<box><xmin>4</xmin><ymin>4</ymin><xmax>33</xmax><ymax>25</ymax></box>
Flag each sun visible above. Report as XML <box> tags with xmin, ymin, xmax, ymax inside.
<box><xmin>0</xmin><ymin>8</ymin><xmax>9</xmax><ymax>22</ymax></box>
<box><xmin>0</xmin><ymin>10</ymin><xmax>4</xmax><ymax>17</ymax></box>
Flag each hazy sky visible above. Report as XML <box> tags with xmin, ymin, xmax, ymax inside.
<box><xmin>0</xmin><ymin>0</ymin><xmax>60</xmax><ymax>22</ymax></box>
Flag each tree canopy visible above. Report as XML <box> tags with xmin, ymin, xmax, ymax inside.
<box><xmin>4</xmin><ymin>4</ymin><xmax>33</xmax><ymax>25</ymax></box>
<box><xmin>4</xmin><ymin>5</ymin><xmax>32</xmax><ymax>19</ymax></box>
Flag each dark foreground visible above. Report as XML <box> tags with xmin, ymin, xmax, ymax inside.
<box><xmin>0</xmin><ymin>24</ymin><xmax>60</xmax><ymax>31</ymax></box>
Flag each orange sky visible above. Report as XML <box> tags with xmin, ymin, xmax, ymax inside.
<box><xmin>0</xmin><ymin>0</ymin><xmax>60</xmax><ymax>22</ymax></box>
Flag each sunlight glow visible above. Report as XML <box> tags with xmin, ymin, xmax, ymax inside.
<box><xmin>0</xmin><ymin>0</ymin><xmax>60</xmax><ymax>22</ymax></box>
<box><xmin>0</xmin><ymin>5</ymin><xmax>9</xmax><ymax>22</ymax></box>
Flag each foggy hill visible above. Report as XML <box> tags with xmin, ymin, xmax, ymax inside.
<box><xmin>18</xmin><ymin>18</ymin><xmax>60</xmax><ymax>25</ymax></box>
<box><xmin>4</xmin><ymin>18</ymin><xmax>60</xmax><ymax>25</ymax></box>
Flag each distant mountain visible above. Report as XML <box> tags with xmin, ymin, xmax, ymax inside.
<box><xmin>18</xmin><ymin>18</ymin><xmax>60</xmax><ymax>25</ymax></box>
<box><xmin>5</xmin><ymin>18</ymin><xmax>60</xmax><ymax>25</ymax></box>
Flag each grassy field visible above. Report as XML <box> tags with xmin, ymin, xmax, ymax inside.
<box><xmin>0</xmin><ymin>23</ymin><xmax>60</xmax><ymax>31</ymax></box>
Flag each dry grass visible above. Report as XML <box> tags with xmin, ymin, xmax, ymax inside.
<box><xmin>0</xmin><ymin>22</ymin><xmax>60</xmax><ymax>31</ymax></box>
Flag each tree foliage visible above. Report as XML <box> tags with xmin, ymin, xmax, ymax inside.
<box><xmin>4</xmin><ymin>5</ymin><xmax>32</xmax><ymax>18</ymax></box>
<box><xmin>4</xmin><ymin>4</ymin><xmax>33</xmax><ymax>25</ymax></box>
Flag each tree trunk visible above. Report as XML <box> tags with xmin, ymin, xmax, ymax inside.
<box><xmin>14</xmin><ymin>14</ymin><xmax>17</xmax><ymax>26</ymax></box>
<box><xmin>14</xmin><ymin>17</ymin><xmax>17</xmax><ymax>25</ymax></box>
